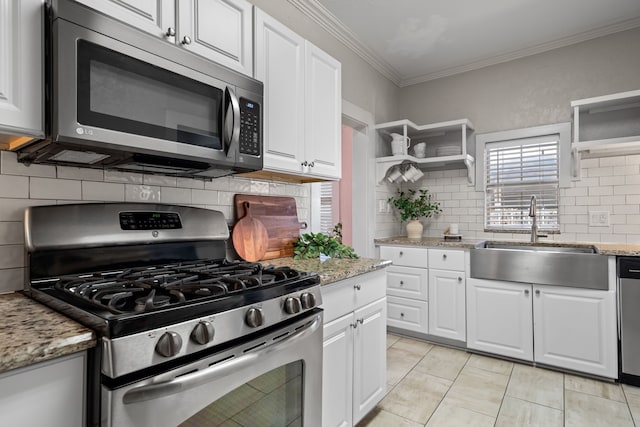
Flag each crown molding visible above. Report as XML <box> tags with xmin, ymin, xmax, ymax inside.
<box><xmin>400</xmin><ymin>16</ymin><xmax>640</xmax><ymax>87</ymax></box>
<box><xmin>286</xmin><ymin>0</ymin><xmax>402</xmax><ymax>86</ymax></box>
<box><xmin>287</xmin><ymin>0</ymin><xmax>640</xmax><ymax>88</ymax></box>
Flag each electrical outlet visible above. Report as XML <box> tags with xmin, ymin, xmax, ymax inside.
<box><xmin>589</xmin><ymin>211</ymin><xmax>609</xmax><ymax>227</ymax></box>
<box><xmin>378</xmin><ymin>200</ymin><xmax>385</xmax><ymax>213</ymax></box>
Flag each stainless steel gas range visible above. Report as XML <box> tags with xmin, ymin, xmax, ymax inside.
<box><xmin>24</xmin><ymin>203</ymin><xmax>322</xmax><ymax>427</ymax></box>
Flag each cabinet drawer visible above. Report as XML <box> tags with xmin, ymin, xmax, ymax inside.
<box><xmin>428</xmin><ymin>248</ymin><xmax>465</xmax><ymax>270</ymax></box>
<box><xmin>387</xmin><ymin>266</ymin><xmax>428</xmax><ymax>300</ymax></box>
<box><xmin>321</xmin><ymin>269</ymin><xmax>387</xmax><ymax>323</ymax></box>
<box><xmin>379</xmin><ymin>246</ymin><xmax>428</xmax><ymax>268</ymax></box>
<box><xmin>387</xmin><ymin>296</ymin><xmax>428</xmax><ymax>333</ymax></box>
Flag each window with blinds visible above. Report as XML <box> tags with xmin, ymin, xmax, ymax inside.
<box><xmin>319</xmin><ymin>182</ymin><xmax>338</xmax><ymax>234</ymax></box>
<box><xmin>485</xmin><ymin>135</ymin><xmax>559</xmax><ymax>231</ymax></box>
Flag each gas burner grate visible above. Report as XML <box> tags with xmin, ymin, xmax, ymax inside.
<box><xmin>51</xmin><ymin>260</ymin><xmax>307</xmax><ymax>314</ymax></box>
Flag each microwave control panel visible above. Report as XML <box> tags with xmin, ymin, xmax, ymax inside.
<box><xmin>239</xmin><ymin>98</ymin><xmax>261</xmax><ymax>156</ymax></box>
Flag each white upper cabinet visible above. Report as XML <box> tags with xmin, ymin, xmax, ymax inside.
<box><xmin>74</xmin><ymin>0</ymin><xmax>176</xmax><ymax>39</ymax></box>
<box><xmin>304</xmin><ymin>41</ymin><xmax>342</xmax><ymax>179</ymax></box>
<box><xmin>254</xmin><ymin>9</ymin><xmax>305</xmax><ymax>174</ymax></box>
<box><xmin>179</xmin><ymin>0</ymin><xmax>253</xmax><ymax>76</ymax></box>
<box><xmin>0</xmin><ymin>0</ymin><xmax>44</xmax><ymax>145</ymax></box>
<box><xmin>254</xmin><ymin>9</ymin><xmax>342</xmax><ymax>181</ymax></box>
<box><xmin>75</xmin><ymin>0</ymin><xmax>253</xmax><ymax>76</ymax></box>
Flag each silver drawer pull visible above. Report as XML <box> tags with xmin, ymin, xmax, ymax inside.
<box><xmin>443</xmin><ymin>254</ymin><xmax>447</xmax><ymax>260</ymax></box>
<box><xmin>458</xmin><ymin>277</ymin><xmax>462</xmax><ymax>282</ymax></box>
<box><xmin>354</xmin><ymin>284</ymin><xmax>361</xmax><ymax>291</ymax></box>
<box><xmin>524</xmin><ymin>289</ymin><xmax>529</xmax><ymax>295</ymax></box>
<box><xmin>399</xmin><ymin>251</ymin><xmax>403</xmax><ymax>256</ymax></box>
<box><xmin>399</xmin><ymin>281</ymin><xmax>404</xmax><ymax>286</ymax></box>
<box><xmin>400</xmin><ymin>312</ymin><xmax>405</xmax><ymax>317</ymax></box>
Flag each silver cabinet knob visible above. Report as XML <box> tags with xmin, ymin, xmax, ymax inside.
<box><xmin>400</xmin><ymin>312</ymin><xmax>405</xmax><ymax>317</ymax></box>
<box><xmin>165</xmin><ymin>27</ymin><xmax>175</xmax><ymax>37</ymax></box>
<box><xmin>535</xmin><ymin>289</ymin><xmax>540</xmax><ymax>296</ymax></box>
<box><xmin>156</xmin><ymin>331</ymin><xmax>182</xmax><ymax>357</ymax></box>
<box><xmin>524</xmin><ymin>289</ymin><xmax>529</xmax><ymax>296</ymax></box>
<box><xmin>245</xmin><ymin>307</ymin><xmax>264</xmax><ymax>328</ymax></box>
<box><xmin>284</xmin><ymin>297</ymin><xmax>302</xmax><ymax>314</ymax></box>
<box><xmin>399</xmin><ymin>251</ymin><xmax>403</xmax><ymax>256</ymax></box>
<box><xmin>354</xmin><ymin>284</ymin><xmax>361</xmax><ymax>291</ymax></box>
<box><xmin>458</xmin><ymin>276</ymin><xmax>463</xmax><ymax>282</ymax></box>
<box><xmin>300</xmin><ymin>292</ymin><xmax>316</xmax><ymax>309</ymax></box>
<box><xmin>309</xmin><ymin>161</ymin><xmax>315</xmax><ymax>167</ymax></box>
<box><xmin>399</xmin><ymin>280</ymin><xmax>404</xmax><ymax>286</ymax></box>
<box><xmin>191</xmin><ymin>321</ymin><xmax>214</xmax><ymax>345</ymax></box>
<box><xmin>181</xmin><ymin>36</ymin><xmax>192</xmax><ymax>45</ymax></box>
<box><xmin>443</xmin><ymin>254</ymin><xmax>447</xmax><ymax>260</ymax></box>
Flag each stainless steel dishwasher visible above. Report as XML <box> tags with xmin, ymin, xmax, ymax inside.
<box><xmin>619</xmin><ymin>257</ymin><xmax>640</xmax><ymax>385</ymax></box>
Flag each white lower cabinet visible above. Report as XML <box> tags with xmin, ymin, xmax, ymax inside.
<box><xmin>321</xmin><ymin>270</ymin><xmax>387</xmax><ymax>427</ymax></box>
<box><xmin>467</xmin><ymin>276</ymin><xmax>618</xmax><ymax>378</ymax></box>
<box><xmin>467</xmin><ymin>278</ymin><xmax>534</xmax><ymax>360</ymax></box>
<box><xmin>428</xmin><ymin>269</ymin><xmax>466</xmax><ymax>341</ymax></box>
<box><xmin>0</xmin><ymin>352</ymin><xmax>86</xmax><ymax>426</ymax></box>
<box><xmin>533</xmin><ymin>285</ymin><xmax>617</xmax><ymax>378</ymax></box>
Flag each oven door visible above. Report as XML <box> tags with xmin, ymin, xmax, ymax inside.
<box><xmin>52</xmin><ymin>18</ymin><xmax>239</xmax><ymax>168</ymax></box>
<box><xmin>103</xmin><ymin>309</ymin><xmax>323</xmax><ymax>427</ymax></box>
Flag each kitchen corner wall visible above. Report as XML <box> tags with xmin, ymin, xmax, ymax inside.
<box><xmin>0</xmin><ymin>152</ymin><xmax>309</xmax><ymax>293</ymax></box>
<box><xmin>376</xmin><ymin>26</ymin><xmax>640</xmax><ymax>243</ymax></box>
<box><xmin>377</xmin><ymin>155</ymin><xmax>640</xmax><ymax>244</ymax></box>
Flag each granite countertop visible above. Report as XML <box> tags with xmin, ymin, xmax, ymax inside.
<box><xmin>374</xmin><ymin>236</ymin><xmax>640</xmax><ymax>256</ymax></box>
<box><xmin>263</xmin><ymin>256</ymin><xmax>392</xmax><ymax>285</ymax></box>
<box><xmin>0</xmin><ymin>293</ymin><xmax>96</xmax><ymax>375</ymax></box>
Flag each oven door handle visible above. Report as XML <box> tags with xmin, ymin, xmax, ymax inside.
<box><xmin>122</xmin><ymin>314</ymin><xmax>321</xmax><ymax>404</ymax></box>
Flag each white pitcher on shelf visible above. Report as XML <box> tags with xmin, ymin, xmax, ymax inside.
<box><xmin>390</xmin><ymin>133</ymin><xmax>410</xmax><ymax>156</ymax></box>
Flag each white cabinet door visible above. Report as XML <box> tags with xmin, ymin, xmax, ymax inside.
<box><xmin>428</xmin><ymin>269</ymin><xmax>466</xmax><ymax>341</ymax></box>
<box><xmin>322</xmin><ymin>313</ymin><xmax>353</xmax><ymax>427</ymax></box>
<box><xmin>467</xmin><ymin>278</ymin><xmax>533</xmax><ymax>361</ymax></box>
<box><xmin>304</xmin><ymin>41</ymin><xmax>342</xmax><ymax>179</ymax></box>
<box><xmin>254</xmin><ymin>9</ymin><xmax>305</xmax><ymax>175</ymax></box>
<box><xmin>179</xmin><ymin>0</ymin><xmax>253</xmax><ymax>76</ymax></box>
<box><xmin>0</xmin><ymin>353</ymin><xmax>86</xmax><ymax>427</ymax></box>
<box><xmin>75</xmin><ymin>0</ymin><xmax>176</xmax><ymax>39</ymax></box>
<box><xmin>352</xmin><ymin>298</ymin><xmax>386</xmax><ymax>425</ymax></box>
<box><xmin>533</xmin><ymin>285</ymin><xmax>618</xmax><ymax>378</ymax></box>
<box><xmin>0</xmin><ymin>0</ymin><xmax>44</xmax><ymax>138</ymax></box>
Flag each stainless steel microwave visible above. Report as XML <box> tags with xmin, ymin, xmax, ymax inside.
<box><xmin>15</xmin><ymin>0</ymin><xmax>263</xmax><ymax>178</ymax></box>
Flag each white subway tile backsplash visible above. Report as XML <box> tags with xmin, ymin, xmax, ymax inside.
<box><xmin>599</xmin><ymin>157</ymin><xmax>626</xmax><ymax>167</ymax></box>
<box><xmin>104</xmin><ymin>170</ymin><xmax>144</xmax><ymax>184</ymax></box>
<box><xmin>143</xmin><ymin>174</ymin><xmax>177</xmax><ymax>187</ymax></box>
<box><xmin>0</xmin><ymin>268</ymin><xmax>25</xmax><ymax>293</ymax></box>
<box><xmin>0</xmin><ymin>245</ymin><xmax>24</xmax><ymax>269</ymax></box>
<box><xmin>30</xmin><ymin>177</ymin><xmax>81</xmax><ymax>200</ymax></box>
<box><xmin>0</xmin><ymin>222</ymin><xmax>24</xmax><ymax>244</ymax></box>
<box><xmin>228</xmin><ymin>178</ymin><xmax>252</xmax><ymax>192</ymax></box>
<box><xmin>614</xmin><ymin>185</ymin><xmax>640</xmax><ymax>195</ymax></box>
<box><xmin>589</xmin><ymin>186</ymin><xmax>613</xmax><ymax>196</ymax></box>
<box><xmin>161</xmin><ymin>187</ymin><xmax>192</xmax><ymax>204</ymax></box>
<box><xmin>217</xmin><ymin>191</ymin><xmax>235</xmax><ymax>206</ymax></box>
<box><xmin>125</xmin><ymin>185</ymin><xmax>161</xmax><ymax>202</ymax></box>
<box><xmin>192</xmin><ymin>189</ymin><xmax>219</xmax><ymax>205</ymax></box>
<box><xmin>82</xmin><ymin>181</ymin><xmax>125</xmax><ymax>201</ymax></box>
<box><xmin>57</xmin><ymin>166</ymin><xmax>104</xmax><ymax>181</ymax></box>
<box><xmin>250</xmin><ymin>180</ymin><xmax>270</xmax><ymax>194</ymax></box>
<box><xmin>0</xmin><ymin>175</ymin><xmax>29</xmax><ymax>198</ymax></box>
<box><xmin>176</xmin><ymin>177</ymin><xmax>206</xmax><ymax>189</ymax></box>
<box><xmin>0</xmin><ymin>152</ymin><xmax>56</xmax><ymax>177</ymax></box>
<box><xmin>0</xmin><ymin>199</ymin><xmax>52</xmax><ymax>221</ymax></box>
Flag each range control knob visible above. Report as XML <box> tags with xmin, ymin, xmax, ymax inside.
<box><xmin>245</xmin><ymin>307</ymin><xmax>264</xmax><ymax>328</ymax></box>
<box><xmin>300</xmin><ymin>292</ymin><xmax>317</xmax><ymax>309</ymax></box>
<box><xmin>284</xmin><ymin>297</ymin><xmax>302</xmax><ymax>315</ymax></box>
<box><xmin>191</xmin><ymin>321</ymin><xmax>215</xmax><ymax>345</ymax></box>
<box><xmin>155</xmin><ymin>331</ymin><xmax>183</xmax><ymax>357</ymax></box>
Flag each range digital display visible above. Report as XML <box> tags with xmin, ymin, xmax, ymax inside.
<box><xmin>119</xmin><ymin>212</ymin><xmax>182</xmax><ymax>230</ymax></box>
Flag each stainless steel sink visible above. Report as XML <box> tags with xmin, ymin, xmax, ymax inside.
<box><xmin>480</xmin><ymin>241</ymin><xmax>599</xmax><ymax>254</ymax></box>
<box><xmin>470</xmin><ymin>241</ymin><xmax>609</xmax><ymax>290</ymax></box>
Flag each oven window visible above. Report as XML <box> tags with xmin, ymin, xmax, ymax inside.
<box><xmin>178</xmin><ymin>361</ymin><xmax>304</xmax><ymax>427</ymax></box>
<box><xmin>77</xmin><ymin>40</ymin><xmax>223</xmax><ymax>150</ymax></box>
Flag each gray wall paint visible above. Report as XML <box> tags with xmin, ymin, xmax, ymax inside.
<box><xmin>251</xmin><ymin>0</ymin><xmax>400</xmax><ymax>123</ymax></box>
<box><xmin>397</xmin><ymin>27</ymin><xmax>640</xmax><ymax>133</ymax></box>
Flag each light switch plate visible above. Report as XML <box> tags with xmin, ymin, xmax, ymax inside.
<box><xmin>589</xmin><ymin>211</ymin><xmax>609</xmax><ymax>227</ymax></box>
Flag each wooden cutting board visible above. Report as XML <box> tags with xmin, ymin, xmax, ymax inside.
<box><xmin>234</xmin><ymin>194</ymin><xmax>303</xmax><ymax>260</ymax></box>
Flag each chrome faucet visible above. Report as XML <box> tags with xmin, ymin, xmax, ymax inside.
<box><xmin>528</xmin><ymin>195</ymin><xmax>547</xmax><ymax>243</ymax></box>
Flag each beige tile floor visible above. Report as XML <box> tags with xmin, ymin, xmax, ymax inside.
<box><xmin>357</xmin><ymin>333</ymin><xmax>640</xmax><ymax>427</ymax></box>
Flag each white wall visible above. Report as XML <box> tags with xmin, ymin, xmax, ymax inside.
<box><xmin>376</xmin><ymin>27</ymin><xmax>640</xmax><ymax>241</ymax></box>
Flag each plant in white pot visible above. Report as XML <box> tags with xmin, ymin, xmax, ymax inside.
<box><xmin>388</xmin><ymin>189</ymin><xmax>442</xmax><ymax>239</ymax></box>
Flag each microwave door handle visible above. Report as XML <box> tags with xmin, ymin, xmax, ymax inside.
<box><xmin>121</xmin><ymin>314</ymin><xmax>321</xmax><ymax>404</ymax></box>
<box><xmin>224</xmin><ymin>86</ymin><xmax>240</xmax><ymax>154</ymax></box>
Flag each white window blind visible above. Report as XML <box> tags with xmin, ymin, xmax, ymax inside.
<box><xmin>485</xmin><ymin>135</ymin><xmax>559</xmax><ymax>231</ymax></box>
<box><xmin>319</xmin><ymin>182</ymin><xmax>338</xmax><ymax>234</ymax></box>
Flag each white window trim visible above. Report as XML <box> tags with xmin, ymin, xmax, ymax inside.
<box><xmin>475</xmin><ymin>122</ymin><xmax>572</xmax><ymax>192</ymax></box>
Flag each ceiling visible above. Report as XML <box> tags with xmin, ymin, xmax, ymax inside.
<box><xmin>289</xmin><ymin>0</ymin><xmax>640</xmax><ymax>87</ymax></box>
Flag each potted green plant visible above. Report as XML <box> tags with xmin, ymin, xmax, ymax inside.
<box><xmin>388</xmin><ymin>189</ymin><xmax>441</xmax><ymax>239</ymax></box>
